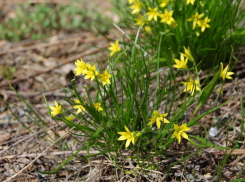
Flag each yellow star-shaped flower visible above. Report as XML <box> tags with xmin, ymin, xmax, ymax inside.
<box><xmin>187</xmin><ymin>12</ymin><xmax>204</xmax><ymax>30</ymax></box>
<box><xmin>108</xmin><ymin>40</ymin><xmax>121</xmax><ymax>56</ymax></box>
<box><xmin>73</xmin><ymin>99</ymin><xmax>86</xmax><ymax>114</ymax></box>
<box><xmin>173</xmin><ymin>53</ymin><xmax>188</xmax><ymax>69</ymax></box>
<box><xmin>50</xmin><ymin>101</ymin><xmax>62</xmax><ymax>116</ymax></box>
<box><xmin>148</xmin><ymin>110</ymin><xmax>170</xmax><ymax>129</ymax></box>
<box><xmin>65</xmin><ymin>115</ymin><xmax>75</xmax><ymax>121</ymax></box>
<box><xmin>74</xmin><ymin>59</ymin><xmax>87</xmax><ymax>76</ymax></box>
<box><xmin>220</xmin><ymin>62</ymin><xmax>234</xmax><ymax>80</ymax></box>
<box><xmin>186</xmin><ymin>0</ymin><xmax>195</xmax><ymax>5</ymax></box>
<box><xmin>171</xmin><ymin>123</ymin><xmax>191</xmax><ymax>143</ymax></box>
<box><xmin>127</xmin><ymin>0</ymin><xmax>135</xmax><ymax>4</ymax></box>
<box><xmin>182</xmin><ymin>77</ymin><xmax>201</xmax><ymax>95</ymax></box>
<box><xmin>129</xmin><ymin>1</ymin><xmax>143</xmax><ymax>14</ymax></box>
<box><xmin>145</xmin><ymin>7</ymin><xmax>160</xmax><ymax>22</ymax></box>
<box><xmin>160</xmin><ymin>9</ymin><xmax>175</xmax><ymax>25</ymax></box>
<box><xmin>159</xmin><ymin>0</ymin><xmax>169</xmax><ymax>8</ymax></box>
<box><xmin>197</xmin><ymin>17</ymin><xmax>210</xmax><ymax>32</ymax></box>
<box><xmin>94</xmin><ymin>103</ymin><xmax>103</xmax><ymax>112</ymax></box>
<box><xmin>134</xmin><ymin>14</ymin><xmax>147</xmax><ymax>26</ymax></box>
<box><xmin>117</xmin><ymin>126</ymin><xmax>141</xmax><ymax>148</ymax></box>
<box><xmin>98</xmin><ymin>69</ymin><xmax>112</xmax><ymax>86</ymax></box>
<box><xmin>183</xmin><ymin>46</ymin><xmax>194</xmax><ymax>62</ymax></box>
<box><xmin>84</xmin><ymin>64</ymin><xmax>99</xmax><ymax>81</ymax></box>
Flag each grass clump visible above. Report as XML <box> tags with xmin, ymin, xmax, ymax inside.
<box><xmin>36</xmin><ymin>30</ymin><xmax>235</xmax><ymax>178</ymax></box>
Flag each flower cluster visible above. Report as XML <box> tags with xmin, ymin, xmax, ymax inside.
<box><xmin>118</xmin><ymin>110</ymin><xmax>191</xmax><ymax>148</ymax></box>
<box><xmin>129</xmin><ymin>0</ymin><xmax>177</xmax><ymax>29</ymax></box>
<box><xmin>74</xmin><ymin>58</ymin><xmax>112</xmax><ymax>86</ymax></box>
<box><xmin>118</xmin><ymin>121</ymin><xmax>191</xmax><ymax>148</ymax></box>
<box><xmin>172</xmin><ymin>47</ymin><xmax>234</xmax><ymax>96</ymax></box>
<box><xmin>50</xmin><ymin>99</ymin><xmax>103</xmax><ymax>117</ymax></box>
<box><xmin>49</xmin><ymin>57</ymin><xmax>112</xmax><ymax>118</ymax></box>
<box><xmin>127</xmin><ymin>0</ymin><xmax>211</xmax><ymax>34</ymax></box>
<box><xmin>188</xmin><ymin>13</ymin><xmax>210</xmax><ymax>32</ymax></box>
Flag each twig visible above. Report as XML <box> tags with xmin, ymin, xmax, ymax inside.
<box><xmin>0</xmin><ymin>32</ymin><xmax>100</xmax><ymax>55</ymax></box>
<box><xmin>3</xmin><ymin>126</ymin><xmax>74</xmax><ymax>182</ymax></box>
<box><xmin>0</xmin><ymin>123</ymin><xmax>64</xmax><ymax>156</ymax></box>
<box><xmin>0</xmin><ymin>150</ymin><xmax>100</xmax><ymax>160</ymax></box>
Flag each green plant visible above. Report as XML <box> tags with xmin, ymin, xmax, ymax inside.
<box><xmin>0</xmin><ymin>2</ymin><xmax>111</xmax><ymax>41</ymax></box>
<box><xmin>112</xmin><ymin>0</ymin><xmax>245</xmax><ymax>70</ymax></box>
<box><xmin>31</xmin><ymin>31</ymin><xmax>235</xmax><ymax>175</ymax></box>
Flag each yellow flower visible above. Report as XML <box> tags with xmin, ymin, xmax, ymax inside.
<box><xmin>127</xmin><ymin>0</ymin><xmax>135</xmax><ymax>4</ymax></box>
<box><xmin>65</xmin><ymin>115</ymin><xmax>75</xmax><ymax>121</ymax></box>
<box><xmin>94</xmin><ymin>103</ymin><xmax>103</xmax><ymax>112</ymax></box>
<box><xmin>220</xmin><ymin>62</ymin><xmax>234</xmax><ymax>80</ymax></box>
<box><xmin>160</xmin><ymin>9</ymin><xmax>175</xmax><ymax>25</ymax></box>
<box><xmin>117</xmin><ymin>126</ymin><xmax>141</xmax><ymax>148</ymax></box>
<box><xmin>144</xmin><ymin>26</ymin><xmax>152</xmax><ymax>33</ymax></box>
<box><xmin>145</xmin><ymin>7</ymin><xmax>160</xmax><ymax>21</ymax></box>
<box><xmin>98</xmin><ymin>69</ymin><xmax>112</xmax><ymax>86</ymax></box>
<box><xmin>186</xmin><ymin>0</ymin><xmax>195</xmax><ymax>5</ymax></box>
<box><xmin>135</xmin><ymin>14</ymin><xmax>147</xmax><ymax>26</ymax></box>
<box><xmin>171</xmin><ymin>20</ymin><xmax>178</xmax><ymax>28</ymax></box>
<box><xmin>108</xmin><ymin>40</ymin><xmax>121</xmax><ymax>56</ymax></box>
<box><xmin>50</xmin><ymin>101</ymin><xmax>62</xmax><ymax>116</ymax></box>
<box><xmin>187</xmin><ymin>12</ymin><xmax>204</xmax><ymax>30</ymax></box>
<box><xmin>73</xmin><ymin>99</ymin><xmax>86</xmax><ymax>114</ymax></box>
<box><xmin>130</xmin><ymin>1</ymin><xmax>143</xmax><ymax>14</ymax></box>
<box><xmin>171</xmin><ymin>123</ymin><xmax>191</xmax><ymax>144</ymax></box>
<box><xmin>182</xmin><ymin>77</ymin><xmax>201</xmax><ymax>95</ymax></box>
<box><xmin>84</xmin><ymin>64</ymin><xmax>99</xmax><ymax>81</ymax></box>
<box><xmin>183</xmin><ymin>46</ymin><xmax>194</xmax><ymax>62</ymax></box>
<box><xmin>159</xmin><ymin>0</ymin><xmax>169</xmax><ymax>8</ymax></box>
<box><xmin>74</xmin><ymin>59</ymin><xmax>88</xmax><ymax>76</ymax></box>
<box><xmin>197</xmin><ymin>17</ymin><xmax>210</xmax><ymax>32</ymax></box>
<box><xmin>173</xmin><ymin>53</ymin><xmax>188</xmax><ymax>69</ymax></box>
<box><xmin>148</xmin><ymin>110</ymin><xmax>170</xmax><ymax>129</ymax></box>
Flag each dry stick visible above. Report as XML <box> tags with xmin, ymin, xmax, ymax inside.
<box><xmin>3</xmin><ymin>127</ymin><xmax>73</xmax><ymax>182</ymax></box>
<box><xmin>0</xmin><ymin>150</ymin><xmax>186</xmax><ymax>160</ymax></box>
<box><xmin>0</xmin><ymin>123</ymin><xmax>64</xmax><ymax>156</ymax></box>
<box><xmin>0</xmin><ymin>43</ymin><xmax>109</xmax><ymax>87</ymax></box>
<box><xmin>0</xmin><ymin>150</ymin><xmax>99</xmax><ymax>160</ymax></box>
<box><xmin>0</xmin><ymin>32</ymin><xmax>99</xmax><ymax>55</ymax></box>
<box><xmin>221</xmin><ymin>153</ymin><xmax>245</xmax><ymax>175</ymax></box>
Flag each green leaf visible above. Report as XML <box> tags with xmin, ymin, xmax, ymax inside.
<box><xmin>189</xmin><ymin>135</ymin><xmax>230</xmax><ymax>150</ymax></box>
<box><xmin>188</xmin><ymin>138</ymin><xmax>207</xmax><ymax>148</ymax></box>
<box><xmin>64</xmin><ymin>119</ymin><xmax>95</xmax><ymax>134</ymax></box>
<box><xmin>192</xmin><ymin>66</ymin><xmax>221</xmax><ymax>117</ymax></box>
<box><xmin>188</xmin><ymin>97</ymin><xmax>232</xmax><ymax>126</ymax></box>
